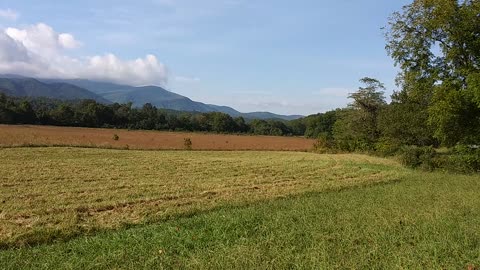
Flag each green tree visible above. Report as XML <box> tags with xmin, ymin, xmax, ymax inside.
<box><xmin>15</xmin><ymin>100</ymin><xmax>36</xmax><ymax>124</ymax></box>
<box><xmin>349</xmin><ymin>77</ymin><xmax>386</xmax><ymax>141</ymax></box>
<box><xmin>333</xmin><ymin>78</ymin><xmax>386</xmax><ymax>151</ymax></box>
<box><xmin>385</xmin><ymin>0</ymin><xmax>480</xmax><ymax>145</ymax></box>
<box><xmin>0</xmin><ymin>93</ymin><xmax>15</xmax><ymax>124</ymax></box>
<box><xmin>234</xmin><ymin>117</ymin><xmax>249</xmax><ymax>133</ymax></box>
<box><xmin>76</xmin><ymin>100</ymin><xmax>114</xmax><ymax>127</ymax></box>
<box><xmin>51</xmin><ymin>104</ymin><xmax>75</xmax><ymax>126</ymax></box>
<box><xmin>112</xmin><ymin>102</ymin><xmax>132</xmax><ymax>128</ymax></box>
<box><xmin>206</xmin><ymin>112</ymin><xmax>235</xmax><ymax>133</ymax></box>
<box><xmin>287</xmin><ymin>118</ymin><xmax>306</xmax><ymax>136</ymax></box>
<box><xmin>303</xmin><ymin>110</ymin><xmax>337</xmax><ymax>139</ymax></box>
<box><xmin>333</xmin><ymin>109</ymin><xmax>366</xmax><ymax>151</ymax></box>
<box><xmin>377</xmin><ymin>102</ymin><xmax>436</xmax><ymax>147</ymax></box>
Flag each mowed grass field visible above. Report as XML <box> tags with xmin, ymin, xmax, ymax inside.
<box><xmin>0</xmin><ymin>147</ymin><xmax>401</xmax><ymax>247</ymax></box>
<box><xmin>0</xmin><ymin>125</ymin><xmax>315</xmax><ymax>151</ymax></box>
<box><xmin>0</xmin><ymin>147</ymin><xmax>479</xmax><ymax>269</ymax></box>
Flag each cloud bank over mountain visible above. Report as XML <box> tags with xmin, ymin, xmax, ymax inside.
<box><xmin>0</xmin><ymin>22</ymin><xmax>168</xmax><ymax>86</ymax></box>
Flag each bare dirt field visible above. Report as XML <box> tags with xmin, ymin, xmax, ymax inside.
<box><xmin>0</xmin><ymin>125</ymin><xmax>315</xmax><ymax>151</ymax></box>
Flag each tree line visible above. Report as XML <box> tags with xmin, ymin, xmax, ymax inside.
<box><xmin>297</xmin><ymin>0</ymin><xmax>480</xmax><ymax>172</ymax></box>
<box><xmin>301</xmin><ymin>0</ymin><xmax>479</xmax><ymax>154</ymax></box>
<box><xmin>0</xmin><ymin>94</ymin><xmax>299</xmax><ymax>136</ymax></box>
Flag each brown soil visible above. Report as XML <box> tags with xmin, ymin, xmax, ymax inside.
<box><xmin>0</xmin><ymin>125</ymin><xmax>315</xmax><ymax>151</ymax></box>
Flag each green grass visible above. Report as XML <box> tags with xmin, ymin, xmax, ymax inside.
<box><xmin>1</xmin><ymin>147</ymin><xmax>479</xmax><ymax>269</ymax></box>
<box><xmin>0</xmin><ymin>147</ymin><xmax>403</xmax><ymax>247</ymax></box>
<box><xmin>1</xmin><ymin>171</ymin><xmax>479</xmax><ymax>269</ymax></box>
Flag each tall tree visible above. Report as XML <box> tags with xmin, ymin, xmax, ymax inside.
<box><xmin>385</xmin><ymin>0</ymin><xmax>480</xmax><ymax>146</ymax></box>
<box><xmin>347</xmin><ymin>77</ymin><xmax>386</xmax><ymax>142</ymax></box>
<box><xmin>333</xmin><ymin>78</ymin><xmax>386</xmax><ymax>150</ymax></box>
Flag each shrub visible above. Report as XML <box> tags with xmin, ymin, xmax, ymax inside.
<box><xmin>447</xmin><ymin>145</ymin><xmax>480</xmax><ymax>173</ymax></box>
<box><xmin>334</xmin><ymin>137</ymin><xmax>373</xmax><ymax>153</ymax></box>
<box><xmin>400</xmin><ymin>145</ymin><xmax>436</xmax><ymax>170</ymax></box>
<box><xmin>184</xmin><ymin>138</ymin><xmax>192</xmax><ymax>150</ymax></box>
<box><xmin>418</xmin><ymin>146</ymin><xmax>436</xmax><ymax>171</ymax></box>
<box><xmin>400</xmin><ymin>146</ymin><xmax>421</xmax><ymax>168</ymax></box>
<box><xmin>313</xmin><ymin>133</ymin><xmax>334</xmax><ymax>152</ymax></box>
<box><xmin>112</xmin><ymin>134</ymin><xmax>119</xmax><ymax>141</ymax></box>
<box><xmin>374</xmin><ymin>138</ymin><xmax>402</xmax><ymax>156</ymax></box>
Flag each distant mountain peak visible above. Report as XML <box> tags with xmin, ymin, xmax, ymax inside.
<box><xmin>0</xmin><ymin>76</ymin><xmax>110</xmax><ymax>103</ymax></box>
<box><xmin>0</xmin><ymin>75</ymin><xmax>303</xmax><ymax>120</ymax></box>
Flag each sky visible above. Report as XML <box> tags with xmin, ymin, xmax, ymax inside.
<box><xmin>0</xmin><ymin>0</ymin><xmax>411</xmax><ymax>115</ymax></box>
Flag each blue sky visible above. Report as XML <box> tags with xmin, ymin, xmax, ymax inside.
<box><xmin>0</xmin><ymin>0</ymin><xmax>411</xmax><ymax>115</ymax></box>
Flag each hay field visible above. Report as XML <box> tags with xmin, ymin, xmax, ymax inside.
<box><xmin>0</xmin><ymin>147</ymin><xmax>405</xmax><ymax>247</ymax></box>
<box><xmin>0</xmin><ymin>125</ymin><xmax>315</xmax><ymax>151</ymax></box>
<box><xmin>1</xmin><ymin>147</ymin><xmax>480</xmax><ymax>269</ymax></box>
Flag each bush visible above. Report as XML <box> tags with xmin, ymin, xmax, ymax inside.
<box><xmin>334</xmin><ymin>138</ymin><xmax>373</xmax><ymax>153</ymax></box>
<box><xmin>418</xmin><ymin>146</ymin><xmax>436</xmax><ymax>171</ymax></box>
<box><xmin>374</xmin><ymin>138</ymin><xmax>402</xmax><ymax>156</ymax></box>
<box><xmin>112</xmin><ymin>134</ymin><xmax>119</xmax><ymax>141</ymax></box>
<box><xmin>410</xmin><ymin>145</ymin><xmax>480</xmax><ymax>174</ymax></box>
<box><xmin>313</xmin><ymin>133</ymin><xmax>335</xmax><ymax>152</ymax></box>
<box><xmin>447</xmin><ymin>145</ymin><xmax>480</xmax><ymax>173</ymax></box>
<box><xmin>184</xmin><ymin>138</ymin><xmax>192</xmax><ymax>150</ymax></box>
<box><xmin>400</xmin><ymin>146</ymin><xmax>421</xmax><ymax>168</ymax></box>
<box><xmin>400</xmin><ymin>146</ymin><xmax>436</xmax><ymax>170</ymax></box>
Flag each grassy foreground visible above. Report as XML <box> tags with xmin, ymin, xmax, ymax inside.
<box><xmin>1</xmin><ymin>169</ymin><xmax>480</xmax><ymax>269</ymax></box>
<box><xmin>1</xmin><ymin>147</ymin><xmax>479</xmax><ymax>269</ymax></box>
<box><xmin>0</xmin><ymin>147</ymin><xmax>402</xmax><ymax>247</ymax></box>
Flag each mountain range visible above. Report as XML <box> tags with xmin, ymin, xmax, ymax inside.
<box><xmin>0</xmin><ymin>75</ymin><xmax>302</xmax><ymax>121</ymax></box>
<box><xmin>0</xmin><ymin>77</ymin><xmax>110</xmax><ymax>104</ymax></box>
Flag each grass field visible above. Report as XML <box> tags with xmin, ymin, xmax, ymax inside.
<box><xmin>0</xmin><ymin>147</ymin><xmax>402</xmax><ymax>247</ymax></box>
<box><xmin>0</xmin><ymin>125</ymin><xmax>315</xmax><ymax>151</ymax></box>
<box><xmin>1</xmin><ymin>147</ymin><xmax>479</xmax><ymax>269</ymax></box>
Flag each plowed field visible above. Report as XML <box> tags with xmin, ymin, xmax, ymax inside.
<box><xmin>0</xmin><ymin>125</ymin><xmax>315</xmax><ymax>151</ymax></box>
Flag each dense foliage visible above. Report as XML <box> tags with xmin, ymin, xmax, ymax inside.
<box><xmin>385</xmin><ymin>0</ymin><xmax>480</xmax><ymax>146</ymax></box>
<box><xmin>327</xmin><ymin>0</ymin><xmax>480</xmax><ymax>172</ymax></box>
<box><xmin>0</xmin><ymin>94</ymin><xmax>297</xmax><ymax>136</ymax></box>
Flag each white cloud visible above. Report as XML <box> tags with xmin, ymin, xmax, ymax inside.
<box><xmin>58</xmin><ymin>33</ymin><xmax>81</xmax><ymax>49</ymax></box>
<box><xmin>5</xmin><ymin>23</ymin><xmax>80</xmax><ymax>57</ymax></box>
<box><xmin>0</xmin><ymin>23</ymin><xmax>168</xmax><ymax>86</ymax></box>
<box><xmin>83</xmin><ymin>54</ymin><xmax>168</xmax><ymax>86</ymax></box>
<box><xmin>0</xmin><ymin>32</ymin><xmax>31</xmax><ymax>62</ymax></box>
<box><xmin>0</xmin><ymin>9</ymin><xmax>18</xmax><ymax>21</ymax></box>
